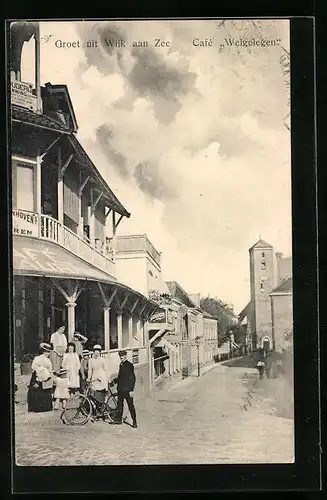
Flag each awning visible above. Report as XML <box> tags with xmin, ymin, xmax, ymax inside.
<box><xmin>12</xmin><ymin>235</ymin><xmax>116</xmax><ymax>283</ymax></box>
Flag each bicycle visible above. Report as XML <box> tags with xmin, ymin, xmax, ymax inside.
<box><xmin>61</xmin><ymin>381</ymin><xmax>119</xmax><ymax>425</ymax></box>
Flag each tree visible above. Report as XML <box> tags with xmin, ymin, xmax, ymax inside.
<box><xmin>200</xmin><ymin>296</ymin><xmax>236</xmax><ymax>346</ymax></box>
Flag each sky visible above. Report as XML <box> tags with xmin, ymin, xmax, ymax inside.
<box><xmin>21</xmin><ymin>19</ymin><xmax>291</xmax><ymax>313</ymax></box>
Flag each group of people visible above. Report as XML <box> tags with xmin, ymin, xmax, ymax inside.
<box><xmin>26</xmin><ymin>326</ymin><xmax>138</xmax><ymax>428</ymax></box>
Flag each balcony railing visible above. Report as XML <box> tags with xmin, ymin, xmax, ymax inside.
<box><xmin>13</xmin><ymin>209</ymin><xmax>115</xmax><ymax>276</ymax></box>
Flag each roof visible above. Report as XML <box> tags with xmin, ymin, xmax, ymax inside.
<box><xmin>270</xmin><ymin>276</ymin><xmax>293</xmax><ymax>295</ymax></box>
<box><xmin>11</xmin><ymin>106</ymin><xmax>70</xmax><ymax>133</ymax></box>
<box><xmin>66</xmin><ymin>135</ymin><xmax>130</xmax><ymax>218</ymax></box>
<box><xmin>238</xmin><ymin>301</ymin><xmax>252</xmax><ymax>321</ymax></box>
<box><xmin>43</xmin><ymin>83</ymin><xmax>78</xmax><ymax>132</ymax></box>
<box><xmin>249</xmin><ymin>239</ymin><xmax>273</xmax><ymax>251</ymax></box>
<box><xmin>165</xmin><ymin>281</ymin><xmax>196</xmax><ymax>308</ymax></box>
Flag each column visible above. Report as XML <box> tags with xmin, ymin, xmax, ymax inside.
<box><xmin>65</xmin><ymin>302</ymin><xmax>76</xmax><ymax>341</ymax></box>
<box><xmin>78</xmin><ymin>195</ymin><xmax>83</xmax><ymax>237</ymax></box>
<box><xmin>36</xmin><ymin>154</ymin><xmax>42</xmax><ymax>237</ymax></box>
<box><xmin>103</xmin><ymin>306</ymin><xmax>110</xmax><ymax>352</ymax></box>
<box><xmin>89</xmin><ymin>189</ymin><xmax>95</xmax><ymax>243</ymax></box>
<box><xmin>38</xmin><ymin>288</ymin><xmax>44</xmax><ymax>341</ymax></box>
<box><xmin>136</xmin><ymin>318</ymin><xmax>141</xmax><ymax>347</ymax></box>
<box><xmin>50</xmin><ymin>288</ymin><xmax>55</xmax><ymax>331</ymax></box>
<box><xmin>21</xmin><ymin>281</ymin><xmax>26</xmax><ymax>354</ymax></box>
<box><xmin>128</xmin><ymin>316</ymin><xmax>133</xmax><ymax>348</ymax></box>
<box><xmin>117</xmin><ymin>312</ymin><xmax>123</xmax><ymax>349</ymax></box>
<box><xmin>57</xmin><ymin>148</ymin><xmax>64</xmax><ymax>226</ymax></box>
<box><xmin>34</xmin><ymin>25</ymin><xmax>41</xmax><ymax>113</ymax></box>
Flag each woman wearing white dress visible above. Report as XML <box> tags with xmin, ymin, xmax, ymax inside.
<box><xmin>27</xmin><ymin>342</ymin><xmax>54</xmax><ymax>412</ymax></box>
<box><xmin>62</xmin><ymin>343</ymin><xmax>81</xmax><ymax>394</ymax></box>
<box><xmin>50</xmin><ymin>326</ymin><xmax>67</xmax><ymax>373</ymax></box>
<box><xmin>87</xmin><ymin>344</ymin><xmax>108</xmax><ymax>392</ymax></box>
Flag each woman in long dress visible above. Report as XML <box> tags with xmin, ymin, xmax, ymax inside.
<box><xmin>50</xmin><ymin>326</ymin><xmax>67</xmax><ymax>373</ymax></box>
<box><xmin>27</xmin><ymin>343</ymin><xmax>54</xmax><ymax>412</ymax></box>
<box><xmin>62</xmin><ymin>342</ymin><xmax>81</xmax><ymax>394</ymax></box>
<box><xmin>87</xmin><ymin>345</ymin><xmax>108</xmax><ymax>403</ymax></box>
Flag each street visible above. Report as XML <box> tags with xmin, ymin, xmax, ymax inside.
<box><xmin>14</xmin><ymin>363</ymin><xmax>294</xmax><ymax>466</ymax></box>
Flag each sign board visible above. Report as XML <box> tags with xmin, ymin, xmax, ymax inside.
<box><xmin>11</xmin><ymin>80</ymin><xmax>38</xmax><ymax>112</ymax></box>
<box><xmin>167</xmin><ymin>310</ymin><xmax>173</xmax><ymax>324</ymax></box>
<box><xmin>149</xmin><ymin>309</ymin><xmax>166</xmax><ymax>323</ymax></box>
<box><xmin>12</xmin><ymin>210</ymin><xmax>39</xmax><ymax>237</ymax></box>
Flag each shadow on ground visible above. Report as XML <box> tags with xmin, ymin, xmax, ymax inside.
<box><xmin>221</xmin><ymin>353</ymin><xmax>258</xmax><ymax>369</ymax></box>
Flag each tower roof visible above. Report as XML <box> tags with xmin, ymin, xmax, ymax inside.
<box><xmin>270</xmin><ymin>276</ymin><xmax>292</xmax><ymax>294</ymax></box>
<box><xmin>249</xmin><ymin>239</ymin><xmax>273</xmax><ymax>251</ymax></box>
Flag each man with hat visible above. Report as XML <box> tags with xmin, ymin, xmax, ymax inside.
<box><xmin>114</xmin><ymin>350</ymin><xmax>137</xmax><ymax>428</ymax></box>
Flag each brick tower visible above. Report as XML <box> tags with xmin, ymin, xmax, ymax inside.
<box><xmin>249</xmin><ymin>239</ymin><xmax>278</xmax><ymax>349</ymax></box>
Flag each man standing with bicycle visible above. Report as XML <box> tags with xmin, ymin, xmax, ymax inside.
<box><xmin>114</xmin><ymin>350</ymin><xmax>137</xmax><ymax>428</ymax></box>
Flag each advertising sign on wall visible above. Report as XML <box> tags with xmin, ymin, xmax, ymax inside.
<box><xmin>11</xmin><ymin>80</ymin><xmax>38</xmax><ymax>112</ymax></box>
<box><xmin>12</xmin><ymin>209</ymin><xmax>39</xmax><ymax>237</ymax></box>
<box><xmin>149</xmin><ymin>308</ymin><xmax>166</xmax><ymax>323</ymax></box>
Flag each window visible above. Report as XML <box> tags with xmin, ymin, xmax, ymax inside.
<box><xmin>261</xmin><ymin>260</ymin><xmax>266</xmax><ymax>270</ymax></box>
<box><xmin>261</xmin><ymin>252</ymin><xmax>265</xmax><ymax>258</ymax></box>
<box><xmin>13</xmin><ymin>160</ymin><xmax>36</xmax><ymax>211</ymax></box>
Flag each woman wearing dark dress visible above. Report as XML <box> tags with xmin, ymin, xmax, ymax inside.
<box><xmin>27</xmin><ymin>342</ymin><xmax>54</xmax><ymax>412</ymax></box>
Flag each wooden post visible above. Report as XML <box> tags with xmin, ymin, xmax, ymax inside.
<box><xmin>34</xmin><ymin>25</ymin><xmax>41</xmax><ymax>113</ymax></box>
<box><xmin>89</xmin><ymin>188</ymin><xmax>95</xmax><ymax>243</ymax></box>
<box><xmin>136</xmin><ymin>318</ymin><xmax>142</xmax><ymax>347</ymax></box>
<box><xmin>117</xmin><ymin>312</ymin><xmax>123</xmax><ymax>349</ymax></box>
<box><xmin>128</xmin><ymin>316</ymin><xmax>133</xmax><ymax>347</ymax></box>
<box><xmin>103</xmin><ymin>306</ymin><xmax>110</xmax><ymax>352</ymax></box>
<box><xmin>36</xmin><ymin>152</ymin><xmax>42</xmax><ymax>237</ymax></box>
<box><xmin>38</xmin><ymin>287</ymin><xmax>44</xmax><ymax>341</ymax></box>
<box><xmin>65</xmin><ymin>302</ymin><xmax>76</xmax><ymax>341</ymax></box>
<box><xmin>50</xmin><ymin>287</ymin><xmax>55</xmax><ymax>332</ymax></box>
<box><xmin>21</xmin><ymin>280</ymin><xmax>26</xmax><ymax>354</ymax></box>
<box><xmin>112</xmin><ymin>211</ymin><xmax>116</xmax><ymax>260</ymax></box>
<box><xmin>57</xmin><ymin>147</ymin><xmax>64</xmax><ymax>226</ymax></box>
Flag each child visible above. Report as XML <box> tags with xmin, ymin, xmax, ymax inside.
<box><xmin>53</xmin><ymin>367</ymin><xmax>70</xmax><ymax>410</ymax></box>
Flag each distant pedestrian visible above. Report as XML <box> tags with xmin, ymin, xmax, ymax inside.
<box><xmin>114</xmin><ymin>350</ymin><xmax>137</xmax><ymax>428</ymax></box>
<box><xmin>62</xmin><ymin>343</ymin><xmax>81</xmax><ymax>394</ymax></box>
<box><xmin>53</xmin><ymin>368</ymin><xmax>70</xmax><ymax>410</ymax></box>
<box><xmin>50</xmin><ymin>326</ymin><xmax>67</xmax><ymax>373</ymax></box>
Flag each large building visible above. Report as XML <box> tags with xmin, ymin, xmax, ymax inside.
<box><xmin>239</xmin><ymin>238</ymin><xmax>292</xmax><ymax>350</ymax></box>
<box><xmin>10</xmin><ymin>21</ymin><xmax>157</xmax><ymax>400</ymax></box>
<box><xmin>115</xmin><ymin>237</ymin><xmax>218</xmax><ymax>390</ymax></box>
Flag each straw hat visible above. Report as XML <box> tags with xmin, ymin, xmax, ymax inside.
<box><xmin>40</xmin><ymin>342</ymin><xmax>52</xmax><ymax>352</ymax></box>
<box><xmin>82</xmin><ymin>349</ymin><xmax>90</xmax><ymax>356</ymax></box>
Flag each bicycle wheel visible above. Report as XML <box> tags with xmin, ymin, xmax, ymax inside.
<box><xmin>103</xmin><ymin>394</ymin><xmax>118</xmax><ymax>423</ymax></box>
<box><xmin>63</xmin><ymin>393</ymin><xmax>92</xmax><ymax>425</ymax></box>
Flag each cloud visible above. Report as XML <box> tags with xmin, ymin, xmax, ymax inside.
<box><xmin>95</xmin><ymin>124</ymin><xmax>129</xmax><ymax>178</ymax></box>
<box><xmin>35</xmin><ymin>20</ymin><xmax>291</xmax><ymax>312</ymax></box>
